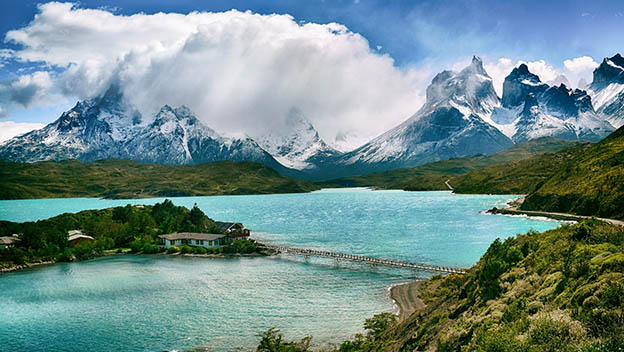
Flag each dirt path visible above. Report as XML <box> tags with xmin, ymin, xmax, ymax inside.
<box><xmin>390</xmin><ymin>281</ymin><xmax>425</xmax><ymax>322</ymax></box>
<box><xmin>444</xmin><ymin>179</ymin><xmax>453</xmax><ymax>190</ymax></box>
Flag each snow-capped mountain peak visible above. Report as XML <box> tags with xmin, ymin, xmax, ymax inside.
<box><xmin>255</xmin><ymin>108</ymin><xmax>341</xmax><ymax>170</ymax></box>
<box><xmin>589</xmin><ymin>53</ymin><xmax>624</xmax><ymax>128</ymax></box>
<box><xmin>330</xmin><ymin>58</ymin><xmax>513</xmax><ymax>176</ymax></box>
<box><xmin>495</xmin><ymin>64</ymin><xmax>614</xmax><ymax>142</ymax></box>
<box><xmin>424</xmin><ymin>56</ymin><xmax>500</xmax><ymax>119</ymax></box>
<box><xmin>0</xmin><ymin>90</ymin><xmax>289</xmax><ymax>173</ymax></box>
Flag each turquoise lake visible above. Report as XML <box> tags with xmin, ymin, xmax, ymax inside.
<box><xmin>0</xmin><ymin>189</ymin><xmax>564</xmax><ymax>351</ymax></box>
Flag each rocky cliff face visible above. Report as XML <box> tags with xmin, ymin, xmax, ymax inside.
<box><xmin>495</xmin><ymin>64</ymin><xmax>614</xmax><ymax>142</ymax></box>
<box><xmin>589</xmin><ymin>53</ymin><xmax>624</xmax><ymax>128</ymax></box>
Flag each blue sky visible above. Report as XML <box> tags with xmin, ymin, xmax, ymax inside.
<box><xmin>2</xmin><ymin>0</ymin><xmax>622</xmax><ymax>69</ymax></box>
<box><xmin>0</xmin><ymin>0</ymin><xmax>623</xmax><ymax>146</ymax></box>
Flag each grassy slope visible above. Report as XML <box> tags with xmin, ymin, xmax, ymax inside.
<box><xmin>0</xmin><ymin>159</ymin><xmax>320</xmax><ymax>200</ymax></box>
<box><xmin>522</xmin><ymin>127</ymin><xmax>624</xmax><ymax>220</ymax></box>
<box><xmin>321</xmin><ymin>138</ymin><xmax>581</xmax><ymax>191</ymax></box>
<box><xmin>451</xmin><ymin>126</ymin><xmax>624</xmax><ymax>220</ymax></box>
<box><xmin>451</xmin><ymin>143</ymin><xmax>592</xmax><ymax>195</ymax></box>
<box><xmin>346</xmin><ymin>221</ymin><xmax>624</xmax><ymax>351</ymax></box>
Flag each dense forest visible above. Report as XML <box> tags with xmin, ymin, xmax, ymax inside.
<box><xmin>0</xmin><ymin>200</ymin><xmax>258</xmax><ymax>267</ymax></box>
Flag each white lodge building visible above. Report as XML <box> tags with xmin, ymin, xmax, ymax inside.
<box><xmin>157</xmin><ymin>233</ymin><xmax>230</xmax><ymax>249</ymax></box>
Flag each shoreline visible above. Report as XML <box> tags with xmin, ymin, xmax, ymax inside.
<box><xmin>1</xmin><ymin>250</ymin><xmax>269</xmax><ymax>274</ymax></box>
<box><xmin>488</xmin><ymin>197</ymin><xmax>624</xmax><ymax>227</ymax></box>
<box><xmin>389</xmin><ymin>280</ymin><xmax>425</xmax><ymax>322</ymax></box>
<box><xmin>0</xmin><ymin>260</ymin><xmax>56</xmax><ymax>274</ymax></box>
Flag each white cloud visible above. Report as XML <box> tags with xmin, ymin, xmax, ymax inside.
<box><xmin>483</xmin><ymin>57</ymin><xmax>515</xmax><ymax>96</ymax></box>
<box><xmin>0</xmin><ymin>71</ymin><xmax>64</xmax><ymax>108</ymax></box>
<box><xmin>5</xmin><ymin>2</ymin><xmax>430</xmax><ymax>150</ymax></box>
<box><xmin>563</xmin><ymin>56</ymin><xmax>599</xmax><ymax>88</ymax></box>
<box><xmin>3</xmin><ymin>3</ymin><xmax>605</xmax><ymax>151</ymax></box>
<box><xmin>519</xmin><ymin>60</ymin><xmax>559</xmax><ymax>83</ymax></box>
<box><xmin>0</xmin><ymin>121</ymin><xmax>45</xmax><ymax>143</ymax></box>
<box><xmin>564</xmin><ymin>56</ymin><xmax>599</xmax><ymax>73</ymax></box>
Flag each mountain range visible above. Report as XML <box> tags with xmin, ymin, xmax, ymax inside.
<box><xmin>1</xmin><ymin>54</ymin><xmax>622</xmax><ymax>179</ymax></box>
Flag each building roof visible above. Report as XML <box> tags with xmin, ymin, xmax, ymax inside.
<box><xmin>0</xmin><ymin>236</ymin><xmax>17</xmax><ymax>245</ymax></box>
<box><xmin>68</xmin><ymin>229</ymin><xmax>83</xmax><ymax>236</ymax></box>
<box><xmin>214</xmin><ymin>221</ymin><xmax>243</xmax><ymax>232</ymax></box>
<box><xmin>158</xmin><ymin>233</ymin><xmax>226</xmax><ymax>241</ymax></box>
<box><xmin>68</xmin><ymin>234</ymin><xmax>95</xmax><ymax>242</ymax></box>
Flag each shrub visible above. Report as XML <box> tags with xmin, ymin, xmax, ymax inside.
<box><xmin>364</xmin><ymin>313</ymin><xmax>397</xmax><ymax>340</ymax></box>
<box><xmin>72</xmin><ymin>243</ymin><xmax>95</xmax><ymax>260</ymax></box>
<box><xmin>572</xmin><ymin>222</ymin><xmax>592</xmax><ymax>241</ymax></box>
<box><xmin>130</xmin><ymin>240</ymin><xmax>144</xmax><ymax>253</ymax></box>
<box><xmin>194</xmin><ymin>246</ymin><xmax>207</xmax><ymax>255</ymax></box>
<box><xmin>256</xmin><ymin>328</ymin><xmax>311</xmax><ymax>352</ymax></box>
<box><xmin>502</xmin><ymin>297</ymin><xmax>527</xmax><ymax>323</ymax></box>
<box><xmin>206</xmin><ymin>247</ymin><xmax>220</xmax><ymax>254</ymax></box>
<box><xmin>56</xmin><ymin>248</ymin><xmax>73</xmax><ymax>262</ymax></box>
<box><xmin>180</xmin><ymin>245</ymin><xmax>193</xmax><ymax>254</ymax></box>
<box><xmin>143</xmin><ymin>244</ymin><xmax>161</xmax><ymax>254</ymax></box>
<box><xmin>474</xmin><ymin>326</ymin><xmax>518</xmax><ymax>352</ymax></box>
<box><xmin>167</xmin><ymin>246</ymin><xmax>180</xmax><ymax>254</ymax></box>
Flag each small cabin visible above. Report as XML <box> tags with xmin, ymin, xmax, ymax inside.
<box><xmin>157</xmin><ymin>233</ymin><xmax>231</xmax><ymax>249</ymax></box>
<box><xmin>0</xmin><ymin>234</ymin><xmax>18</xmax><ymax>250</ymax></box>
<box><xmin>67</xmin><ymin>230</ymin><xmax>95</xmax><ymax>246</ymax></box>
<box><xmin>214</xmin><ymin>221</ymin><xmax>251</xmax><ymax>240</ymax></box>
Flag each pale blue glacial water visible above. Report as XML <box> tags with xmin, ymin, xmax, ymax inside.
<box><xmin>0</xmin><ymin>189</ymin><xmax>563</xmax><ymax>351</ymax></box>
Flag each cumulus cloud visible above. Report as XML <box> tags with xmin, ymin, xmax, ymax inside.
<box><xmin>5</xmin><ymin>2</ymin><xmax>430</xmax><ymax>150</ymax></box>
<box><xmin>0</xmin><ymin>121</ymin><xmax>45</xmax><ymax>142</ymax></box>
<box><xmin>483</xmin><ymin>58</ymin><xmax>514</xmax><ymax>96</ymax></box>
<box><xmin>563</xmin><ymin>56</ymin><xmax>599</xmax><ymax>88</ymax></box>
<box><xmin>0</xmin><ymin>71</ymin><xmax>61</xmax><ymax>106</ymax></box>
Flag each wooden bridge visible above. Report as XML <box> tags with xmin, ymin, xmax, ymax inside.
<box><xmin>259</xmin><ymin>243</ymin><xmax>466</xmax><ymax>274</ymax></box>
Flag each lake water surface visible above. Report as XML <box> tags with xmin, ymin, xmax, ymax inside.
<box><xmin>0</xmin><ymin>189</ymin><xmax>563</xmax><ymax>351</ymax></box>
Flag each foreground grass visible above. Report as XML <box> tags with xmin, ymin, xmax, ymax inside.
<box><xmin>0</xmin><ymin>158</ymin><xmax>319</xmax><ymax>200</ymax></box>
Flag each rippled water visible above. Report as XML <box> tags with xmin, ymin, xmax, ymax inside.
<box><xmin>0</xmin><ymin>189</ymin><xmax>563</xmax><ymax>351</ymax></box>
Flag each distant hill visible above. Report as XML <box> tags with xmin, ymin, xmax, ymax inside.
<box><xmin>521</xmin><ymin>126</ymin><xmax>624</xmax><ymax>219</ymax></box>
<box><xmin>322</xmin><ymin>137</ymin><xmax>582</xmax><ymax>190</ymax></box>
<box><xmin>0</xmin><ymin>159</ymin><xmax>319</xmax><ymax>200</ymax></box>
<box><xmin>451</xmin><ymin>143</ymin><xmax>592</xmax><ymax>195</ymax></box>
<box><xmin>451</xmin><ymin>126</ymin><xmax>624</xmax><ymax>220</ymax></box>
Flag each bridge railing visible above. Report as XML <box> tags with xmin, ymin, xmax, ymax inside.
<box><xmin>258</xmin><ymin>243</ymin><xmax>466</xmax><ymax>274</ymax></box>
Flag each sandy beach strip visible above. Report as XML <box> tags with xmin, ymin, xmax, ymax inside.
<box><xmin>390</xmin><ymin>280</ymin><xmax>425</xmax><ymax>322</ymax></box>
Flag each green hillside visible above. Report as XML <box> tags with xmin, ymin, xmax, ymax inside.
<box><xmin>322</xmin><ymin>138</ymin><xmax>581</xmax><ymax>191</ymax></box>
<box><xmin>450</xmin><ymin>126</ymin><xmax>624</xmax><ymax>220</ymax></box>
<box><xmin>0</xmin><ymin>159</ymin><xmax>319</xmax><ymax>200</ymax></box>
<box><xmin>522</xmin><ymin>127</ymin><xmax>624</xmax><ymax>220</ymax></box>
<box><xmin>451</xmin><ymin>143</ymin><xmax>592</xmax><ymax>195</ymax></box>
